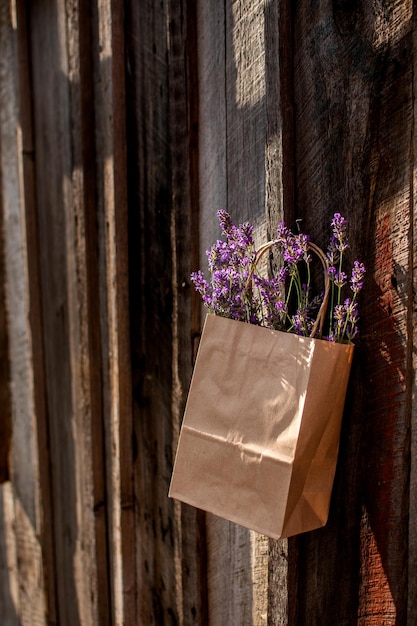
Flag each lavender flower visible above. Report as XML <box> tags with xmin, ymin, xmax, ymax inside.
<box><xmin>330</xmin><ymin>298</ymin><xmax>360</xmax><ymax>342</ymax></box>
<box><xmin>276</xmin><ymin>222</ymin><xmax>311</xmax><ymax>265</ymax></box>
<box><xmin>350</xmin><ymin>260</ymin><xmax>366</xmax><ymax>294</ymax></box>
<box><xmin>253</xmin><ymin>274</ymin><xmax>287</xmax><ymax>329</ymax></box>
<box><xmin>330</xmin><ymin>213</ymin><xmax>349</xmax><ymax>252</ymax></box>
<box><xmin>191</xmin><ymin>210</ymin><xmax>365</xmax><ymax>343</ymax></box>
<box><xmin>334</xmin><ymin>271</ymin><xmax>348</xmax><ymax>288</ymax></box>
<box><xmin>291</xmin><ymin>310</ymin><xmax>312</xmax><ymax>336</ymax></box>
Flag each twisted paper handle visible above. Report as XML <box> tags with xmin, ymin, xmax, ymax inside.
<box><xmin>244</xmin><ymin>240</ymin><xmax>330</xmax><ymax>338</ymax></box>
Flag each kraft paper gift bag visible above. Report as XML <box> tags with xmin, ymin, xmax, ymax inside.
<box><xmin>169</xmin><ymin>313</ymin><xmax>354</xmax><ymax>539</ymax></box>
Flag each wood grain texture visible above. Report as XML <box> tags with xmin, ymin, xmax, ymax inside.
<box><xmin>0</xmin><ymin>144</ymin><xmax>12</xmax><ymax>485</ymax></box>
<box><xmin>0</xmin><ymin>484</ymin><xmax>20</xmax><ymax>625</ymax></box>
<box><xmin>198</xmin><ymin>3</ymin><xmax>263</xmax><ymax>624</ymax></box>
<box><xmin>1</xmin><ymin>1</ymin><xmax>416</xmax><ymax>624</ymax></box>
<box><xmin>15</xmin><ymin>0</ymin><xmax>58</xmax><ymax>620</ymax></box>
<box><xmin>265</xmin><ymin>2</ymin><xmax>293</xmax><ymax>620</ymax></box>
<box><xmin>290</xmin><ymin>1</ymin><xmax>414</xmax><ymax>624</ymax></box>
<box><xmin>28</xmin><ymin>1</ymin><xmax>106</xmax><ymax>622</ymax></box>
<box><xmin>197</xmin><ymin>0</ymin><xmax>228</xmax><ymax>259</ymax></box>
<box><xmin>126</xmin><ymin>0</ymin><xmax>196</xmax><ymax>622</ymax></box>
<box><xmin>168</xmin><ymin>0</ymin><xmax>209</xmax><ymax>622</ymax></box>
<box><xmin>126</xmin><ymin>1</ymin><xmax>175</xmax><ymax>619</ymax></box>
<box><xmin>408</xmin><ymin>13</ymin><xmax>417</xmax><ymax>625</ymax></box>
<box><xmin>93</xmin><ymin>1</ymin><xmax>136</xmax><ymax>623</ymax></box>
<box><xmin>0</xmin><ymin>3</ymin><xmax>47</xmax><ymax>623</ymax></box>
<box><xmin>197</xmin><ymin>2</ymin><xmax>288</xmax><ymax>623</ymax></box>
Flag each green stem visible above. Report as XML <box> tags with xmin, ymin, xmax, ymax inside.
<box><xmin>337</xmin><ymin>251</ymin><xmax>343</xmax><ymax>305</ymax></box>
<box><xmin>329</xmin><ymin>279</ymin><xmax>335</xmax><ymax>336</ymax></box>
<box><xmin>306</xmin><ymin>263</ymin><xmax>311</xmax><ymax>307</ymax></box>
<box><xmin>340</xmin><ymin>292</ymin><xmax>357</xmax><ymax>342</ymax></box>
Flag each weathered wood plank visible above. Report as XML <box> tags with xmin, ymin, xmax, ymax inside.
<box><xmin>408</xmin><ymin>11</ymin><xmax>417</xmax><ymax>620</ymax></box>
<box><xmin>0</xmin><ymin>0</ymin><xmax>38</xmax><ymax>546</ymax></box>
<box><xmin>109</xmin><ymin>0</ymin><xmax>137</xmax><ymax>618</ymax></box>
<box><xmin>197</xmin><ymin>2</ymin><xmax>254</xmax><ymax>622</ymax></box>
<box><xmin>0</xmin><ymin>147</ymin><xmax>12</xmax><ymax>486</ymax></box>
<box><xmin>92</xmin><ymin>1</ymin><xmax>136</xmax><ymax>623</ymax></box>
<box><xmin>225</xmin><ymin>0</ymin><xmax>267</xmax><ymax>226</ymax></box>
<box><xmin>29</xmin><ymin>1</ymin><xmax>104</xmax><ymax>622</ymax></box>
<box><xmin>290</xmin><ymin>1</ymin><xmax>413</xmax><ymax>623</ymax></box>
<box><xmin>15</xmin><ymin>0</ymin><xmax>58</xmax><ymax>620</ymax></box>
<box><xmin>197</xmin><ymin>0</ymin><xmax>227</xmax><ymax>261</ymax></box>
<box><xmin>0</xmin><ymin>3</ymin><xmax>47</xmax><ymax>623</ymax></box>
<box><xmin>30</xmin><ymin>5</ymin><xmax>82</xmax><ymax>622</ymax></box>
<box><xmin>126</xmin><ymin>0</ymin><xmax>183</xmax><ymax>622</ymax></box>
<box><xmin>0</xmin><ymin>484</ymin><xmax>20</xmax><ymax>626</ymax></box>
<box><xmin>196</xmin><ymin>1</ymin><xmax>289</xmax><ymax>623</ymax></box>
<box><xmin>168</xmin><ymin>0</ymin><xmax>209</xmax><ymax>622</ymax></box>
<box><xmin>264</xmin><ymin>2</ymin><xmax>294</xmax><ymax>622</ymax></box>
<box><xmin>72</xmin><ymin>1</ymin><xmax>114</xmax><ymax>623</ymax></box>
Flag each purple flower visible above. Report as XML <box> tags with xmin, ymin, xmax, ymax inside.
<box><xmin>276</xmin><ymin>222</ymin><xmax>310</xmax><ymax>265</ymax></box>
<box><xmin>334</xmin><ymin>271</ymin><xmax>347</xmax><ymax>288</ymax></box>
<box><xmin>190</xmin><ymin>270</ymin><xmax>211</xmax><ymax>303</ymax></box>
<box><xmin>190</xmin><ymin>210</ymin><xmax>364</xmax><ymax>343</ymax></box>
<box><xmin>330</xmin><ymin>213</ymin><xmax>349</xmax><ymax>252</ymax></box>
<box><xmin>217</xmin><ymin>210</ymin><xmax>234</xmax><ymax>237</ymax></box>
<box><xmin>331</xmin><ymin>298</ymin><xmax>360</xmax><ymax>342</ymax></box>
<box><xmin>291</xmin><ymin>310</ymin><xmax>312</xmax><ymax>336</ymax></box>
<box><xmin>350</xmin><ymin>260</ymin><xmax>366</xmax><ymax>294</ymax></box>
<box><xmin>217</xmin><ymin>210</ymin><xmax>254</xmax><ymax>250</ymax></box>
<box><xmin>253</xmin><ymin>274</ymin><xmax>286</xmax><ymax>329</ymax></box>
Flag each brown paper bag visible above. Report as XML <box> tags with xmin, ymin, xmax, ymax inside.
<box><xmin>169</xmin><ymin>313</ymin><xmax>354</xmax><ymax>539</ymax></box>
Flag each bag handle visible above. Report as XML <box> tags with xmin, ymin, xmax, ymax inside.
<box><xmin>244</xmin><ymin>240</ymin><xmax>330</xmax><ymax>338</ymax></box>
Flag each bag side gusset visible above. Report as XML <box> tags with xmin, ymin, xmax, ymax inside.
<box><xmin>281</xmin><ymin>339</ymin><xmax>354</xmax><ymax>538</ymax></box>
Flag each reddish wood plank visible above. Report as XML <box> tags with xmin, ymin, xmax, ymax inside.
<box><xmin>408</xmin><ymin>14</ymin><xmax>417</xmax><ymax>618</ymax></box>
<box><xmin>290</xmin><ymin>2</ymin><xmax>413</xmax><ymax>623</ymax></box>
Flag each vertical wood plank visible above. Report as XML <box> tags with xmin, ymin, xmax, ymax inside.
<box><xmin>197</xmin><ymin>1</ymin><xmax>256</xmax><ymax>620</ymax></box>
<box><xmin>28</xmin><ymin>1</ymin><xmax>104</xmax><ymax>622</ymax></box>
<box><xmin>197</xmin><ymin>0</ymin><xmax>228</xmax><ymax>259</ymax></box>
<box><xmin>408</xmin><ymin>10</ymin><xmax>417</xmax><ymax>621</ymax></box>
<box><xmin>264</xmin><ymin>2</ymin><xmax>293</xmax><ymax>621</ymax></box>
<box><xmin>110</xmin><ymin>0</ymin><xmax>136</xmax><ymax>618</ymax></box>
<box><xmin>126</xmin><ymin>0</ymin><xmax>206</xmax><ymax>621</ymax></box>
<box><xmin>0</xmin><ymin>484</ymin><xmax>20</xmax><ymax>625</ymax></box>
<box><xmin>74</xmin><ymin>1</ymin><xmax>115</xmax><ymax>623</ymax></box>
<box><xmin>126</xmin><ymin>0</ymin><xmax>181</xmax><ymax>622</ymax></box>
<box><xmin>168</xmin><ymin>0</ymin><xmax>209</xmax><ymax>622</ymax></box>
<box><xmin>30</xmin><ymin>4</ymin><xmax>83</xmax><ymax>622</ymax></box>
<box><xmin>15</xmin><ymin>0</ymin><xmax>58</xmax><ymax>621</ymax></box>
<box><xmin>0</xmin><ymin>2</ymin><xmax>47</xmax><ymax>623</ymax></box>
<box><xmin>0</xmin><ymin>159</ymin><xmax>12</xmax><ymax>484</ymax></box>
<box><xmin>0</xmin><ymin>0</ymin><xmax>38</xmax><ymax>545</ymax></box>
<box><xmin>225</xmin><ymin>0</ymin><xmax>267</xmax><ymax>226</ymax></box>
<box><xmin>196</xmin><ymin>1</ymin><xmax>287</xmax><ymax>623</ymax></box>
<box><xmin>290</xmin><ymin>1</ymin><xmax>413</xmax><ymax>623</ymax></box>
<box><xmin>92</xmin><ymin>0</ymin><xmax>135</xmax><ymax>623</ymax></box>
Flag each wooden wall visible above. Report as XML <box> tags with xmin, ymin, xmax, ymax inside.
<box><xmin>0</xmin><ymin>0</ymin><xmax>416</xmax><ymax>624</ymax></box>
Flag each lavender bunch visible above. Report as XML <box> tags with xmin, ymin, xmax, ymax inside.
<box><xmin>191</xmin><ymin>210</ymin><xmax>259</xmax><ymax>323</ymax></box>
<box><xmin>326</xmin><ymin>213</ymin><xmax>366</xmax><ymax>342</ymax></box>
<box><xmin>191</xmin><ymin>210</ymin><xmax>365</xmax><ymax>343</ymax></box>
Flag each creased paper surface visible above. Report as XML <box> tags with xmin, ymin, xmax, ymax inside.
<box><xmin>169</xmin><ymin>314</ymin><xmax>353</xmax><ymax>539</ymax></box>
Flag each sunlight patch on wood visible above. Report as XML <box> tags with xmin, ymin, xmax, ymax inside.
<box><xmin>232</xmin><ymin>0</ymin><xmax>266</xmax><ymax>107</ymax></box>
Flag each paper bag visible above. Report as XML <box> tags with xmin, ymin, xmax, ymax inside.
<box><xmin>169</xmin><ymin>313</ymin><xmax>354</xmax><ymax>539</ymax></box>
